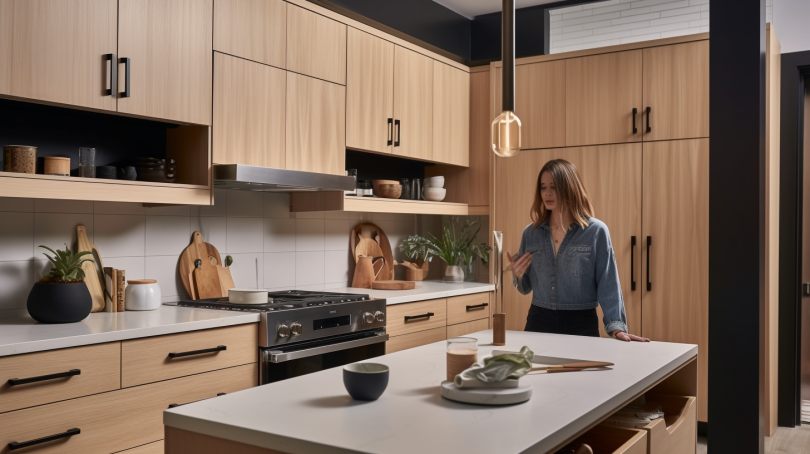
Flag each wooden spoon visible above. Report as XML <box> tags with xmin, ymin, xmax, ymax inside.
<box><xmin>530</xmin><ymin>361</ymin><xmax>614</xmax><ymax>372</ymax></box>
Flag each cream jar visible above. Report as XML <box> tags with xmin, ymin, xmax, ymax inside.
<box><xmin>124</xmin><ymin>279</ymin><xmax>161</xmax><ymax>311</ymax></box>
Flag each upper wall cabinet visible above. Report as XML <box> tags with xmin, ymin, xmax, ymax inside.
<box><xmin>117</xmin><ymin>0</ymin><xmax>213</xmax><ymax>125</ymax></box>
<box><xmin>214</xmin><ymin>0</ymin><xmax>286</xmax><ymax>69</ymax></box>
<box><xmin>0</xmin><ymin>0</ymin><xmax>119</xmax><ymax>112</ymax></box>
<box><xmin>393</xmin><ymin>46</ymin><xmax>433</xmax><ymax>161</ymax></box>
<box><xmin>642</xmin><ymin>41</ymin><xmax>709</xmax><ymax>142</ymax></box>
<box><xmin>346</xmin><ymin>28</ymin><xmax>395</xmax><ymax>155</ymax></box>
<box><xmin>566</xmin><ymin>50</ymin><xmax>642</xmax><ymax>147</ymax></box>
<box><xmin>432</xmin><ymin>62</ymin><xmax>470</xmax><ymax>167</ymax></box>
<box><xmin>286</xmin><ymin>5</ymin><xmax>347</xmax><ymax>85</ymax></box>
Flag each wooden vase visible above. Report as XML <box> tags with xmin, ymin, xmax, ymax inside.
<box><xmin>43</xmin><ymin>157</ymin><xmax>71</xmax><ymax>176</ymax></box>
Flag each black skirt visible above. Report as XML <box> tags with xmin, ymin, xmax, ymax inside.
<box><xmin>524</xmin><ymin>305</ymin><xmax>600</xmax><ymax>337</ymax></box>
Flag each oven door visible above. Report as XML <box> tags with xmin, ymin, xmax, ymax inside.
<box><xmin>260</xmin><ymin>330</ymin><xmax>388</xmax><ymax>384</ymax></box>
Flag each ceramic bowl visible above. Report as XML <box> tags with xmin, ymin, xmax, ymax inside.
<box><xmin>228</xmin><ymin>288</ymin><xmax>269</xmax><ymax>305</ymax></box>
<box><xmin>343</xmin><ymin>363</ymin><xmax>389</xmax><ymax>401</ymax></box>
<box><xmin>422</xmin><ymin>187</ymin><xmax>446</xmax><ymax>202</ymax></box>
<box><xmin>376</xmin><ymin>184</ymin><xmax>402</xmax><ymax>199</ymax></box>
<box><xmin>424</xmin><ymin>176</ymin><xmax>445</xmax><ymax>188</ymax></box>
<box><xmin>371</xmin><ymin>179</ymin><xmax>399</xmax><ymax>194</ymax></box>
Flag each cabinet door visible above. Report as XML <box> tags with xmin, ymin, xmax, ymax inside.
<box><xmin>213</xmin><ymin>53</ymin><xmax>285</xmax><ymax>168</ymax></box>
<box><xmin>0</xmin><ymin>0</ymin><xmax>118</xmax><ymax>111</ymax></box>
<box><xmin>213</xmin><ymin>0</ymin><xmax>286</xmax><ymax>68</ymax></box>
<box><xmin>118</xmin><ymin>0</ymin><xmax>213</xmax><ymax>125</ymax></box>
<box><xmin>642</xmin><ymin>138</ymin><xmax>709</xmax><ymax>421</ymax></box>
<box><xmin>432</xmin><ymin>62</ymin><xmax>470</xmax><ymax>166</ymax></box>
<box><xmin>566</xmin><ymin>50</ymin><xmax>642</xmax><ymax>147</ymax></box>
<box><xmin>492</xmin><ymin>60</ymin><xmax>567</xmax><ymax>150</ymax></box>
<box><xmin>643</xmin><ymin>41</ymin><xmax>709</xmax><ymax>141</ymax></box>
<box><xmin>286</xmin><ymin>72</ymin><xmax>345</xmax><ymax>175</ymax></box>
<box><xmin>393</xmin><ymin>46</ymin><xmax>433</xmax><ymax>161</ymax></box>
<box><xmin>346</xmin><ymin>28</ymin><xmax>394</xmax><ymax>154</ymax></box>
<box><xmin>286</xmin><ymin>4</ymin><xmax>346</xmax><ymax>85</ymax></box>
<box><xmin>493</xmin><ymin>144</ymin><xmax>642</xmax><ymax>335</ymax></box>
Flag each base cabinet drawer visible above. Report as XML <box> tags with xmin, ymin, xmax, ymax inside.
<box><xmin>387</xmin><ymin>299</ymin><xmax>447</xmax><ymax>337</ymax></box>
<box><xmin>642</xmin><ymin>394</ymin><xmax>696</xmax><ymax>454</ymax></box>
<box><xmin>0</xmin><ymin>364</ymin><xmax>256</xmax><ymax>454</ymax></box>
<box><xmin>120</xmin><ymin>440</ymin><xmax>164</xmax><ymax>454</ymax></box>
<box><xmin>569</xmin><ymin>425</ymin><xmax>648</xmax><ymax>454</ymax></box>
<box><xmin>447</xmin><ymin>319</ymin><xmax>489</xmax><ymax>338</ymax></box>
<box><xmin>122</xmin><ymin>324</ymin><xmax>257</xmax><ymax>387</ymax></box>
<box><xmin>446</xmin><ymin>293</ymin><xmax>490</xmax><ymax>325</ymax></box>
<box><xmin>386</xmin><ymin>327</ymin><xmax>446</xmax><ymax>354</ymax></box>
<box><xmin>0</xmin><ymin>342</ymin><xmax>120</xmax><ymax>414</ymax></box>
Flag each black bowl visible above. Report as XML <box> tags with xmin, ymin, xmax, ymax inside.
<box><xmin>343</xmin><ymin>363</ymin><xmax>389</xmax><ymax>401</ymax></box>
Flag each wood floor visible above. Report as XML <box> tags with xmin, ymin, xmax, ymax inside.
<box><xmin>697</xmin><ymin>425</ymin><xmax>810</xmax><ymax>453</ymax></box>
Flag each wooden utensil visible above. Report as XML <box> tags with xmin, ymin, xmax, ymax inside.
<box><xmin>352</xmin><ymin>256</ymin><xmax>386</xmax><ymax>289</ymax></box>
<box><xmin>179</xmin><ymin>231</ymin><xmax>224</xmax><ymax>299</ymax></box>
<box><xmin>350</xmin><ymin>222</ymin><xmax>394</xmax><ymax>281</ymax></box>
<box><xmin>371</xmin><ymin>280</ymin><xmax>416</xmax><ymax>290</ymax></box>
<box><xmin>530</xmin><ymin>361</ymin><xmax>614</xmax><ymax>373</ymax></box>
<box><xmin>355</xmin><ymin>238</ymin><xmax>385</xmax><ymax>262</ymax></box>
<box><xmin>76</xmin><ymin>225</ymin><xmax>106</xmax><ymax>312</ymax></box>
<box><xmin>218</xmin><ymin>267</ymin><xmax>236</xmax><ymax>296</ymax></box>
<box><xmin>189</xmin><ymin>232</ymin><xmax>223</xmax><ymax>299</ymax></box>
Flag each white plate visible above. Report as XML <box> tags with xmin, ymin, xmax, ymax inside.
<box><xmin>440</xmin><ymin>380</ymin><xmax>532</xmax><ymax>405</ymax></box>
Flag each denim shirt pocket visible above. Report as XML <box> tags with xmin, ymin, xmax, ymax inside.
<box><xmin>565</xmin><ymin>245</ymin><xmax>592</xmax><ymax>276</ymax></box>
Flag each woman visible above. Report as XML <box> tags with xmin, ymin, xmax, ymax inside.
<box><xmin>507</xmin><ymin>159</ymin><xmax>648</xmax><ymax>342</ymax></box>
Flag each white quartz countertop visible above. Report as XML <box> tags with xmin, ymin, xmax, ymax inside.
<box><xmin>164</xmin><ymin>330</ymin><xmax>697</xmax><ymax>454</ymax></box>
<box><xmin>330</xmin><ymin>280</ymin><xmax>494</xmax><ymax>305</ymax></box>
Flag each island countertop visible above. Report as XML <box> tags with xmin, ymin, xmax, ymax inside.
<box><xmin>164</xmin><ymin>330</ymin><xmax>697</xmax><ymax>454</ymax></box>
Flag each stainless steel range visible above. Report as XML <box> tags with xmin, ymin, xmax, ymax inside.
<box><xmin>178</xmin><ymin>290</ymin><xmax>387</xmax><ymax>384</ymax></box>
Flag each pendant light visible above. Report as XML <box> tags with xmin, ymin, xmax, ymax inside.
<box><xmin>491</xmin><ymin>0</ymin><xmax>521</xmax><ymax>158</ymax></box>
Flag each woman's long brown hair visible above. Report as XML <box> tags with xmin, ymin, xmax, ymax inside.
<box><xmin>531</xmin><ymin>159</ymin><xmax>594</xmax><ymax>229</ymax></box>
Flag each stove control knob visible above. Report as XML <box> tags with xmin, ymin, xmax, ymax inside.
<box><xmin>277</xmin><ymin>324</ymin><xmax>290</xmax><ymax>338</ymax></box>
<box><xmin>290</xmin><ymin>322</ymin><xmax>303</xmax><ymax>337</ymax></box>
<box><xmin>362</xmin><ymin>312</ymin><xmax>375</xmax><ymax>324</ymax></box>
<box><xmin>374</xmin><ymin>311</ymin><xmax>385</xmax><ymax>323</ymax></box>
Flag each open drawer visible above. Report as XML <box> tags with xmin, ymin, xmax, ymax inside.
<box><xmin>641</xmin><ymin>393</ymin><xmax>697</xmax><ymax>454</ymax></box>
<box><xmin>565</xmin><ymin>425</ymin><xmax>648</xmax><ymax>454</ymax></box>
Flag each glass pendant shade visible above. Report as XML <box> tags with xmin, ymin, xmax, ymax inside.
<box><xmin>491</xmin><ymin>110</ymin><xmax>521</xmax><ymax>157</ymax></box>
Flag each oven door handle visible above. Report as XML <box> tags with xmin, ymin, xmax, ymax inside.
<box><xmin>265</xmin><ymin>334</ymin><xmax>389</xmax><ymax>363</ymax></box>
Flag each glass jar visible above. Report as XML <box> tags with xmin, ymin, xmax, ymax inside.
<box><xmin>346</xmin><ymin>169</ymin><xmax>358</xmax><ymax>196</ymax></box>
<box><xmin>399</xmin><ymin>178</ymin><xmax>411</xmax><ymax>199</ymax></box>
<box><xmin>446</xmin><ymin>337</ymin><xmax>478</xmax><ymax>382</ymax></box>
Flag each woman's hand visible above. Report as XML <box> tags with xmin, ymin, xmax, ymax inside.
<box><xmin>507</xmin><ymin>252</ymin><xmax>532</xmax><ymax>280</ymax></box>
<box><xmin>612</xmin><ymin>331</ymin><xmax>650</xmax><ymax>342</ymax></box>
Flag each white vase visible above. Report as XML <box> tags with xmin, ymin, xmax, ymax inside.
<box><xmin>125</xmin><ymin>279</ymin><xmax>162</xmax><ymax>311</ymax></box>
<box><xmin>443</xmin><ymin>265</ymin><xmax>465</xmax><ymax>282</ymax></box>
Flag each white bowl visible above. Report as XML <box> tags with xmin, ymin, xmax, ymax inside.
<box><xmin>228</xmin><ymin>288</ymin><xmax>269</xmax><ymax>304</ymax></box>
<box><xmin>424</xmin><ymin>176</ymin><xmax>445</xmax><ymax>188</ymax></box>
<box><xmin>422</xmin><ymin>187</ymin><xmax>446</xmax><ymax>202</ymax></box>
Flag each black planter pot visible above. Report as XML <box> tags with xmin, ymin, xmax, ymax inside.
<box><xmin>27</xmin><ymin>282</ymin><xmax>92</xmax><ymax>323</ymax></box>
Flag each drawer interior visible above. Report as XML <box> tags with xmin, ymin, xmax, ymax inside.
<box><xmin>566</xmin><ymin>425</ymin><xmax>647</xmax><ymax>454</ymax></box>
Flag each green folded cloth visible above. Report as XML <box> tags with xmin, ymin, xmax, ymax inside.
<box><xmin>471</xmin><ymin>346</ymin><xmax>535</xmax><ymax>383</ymax></box>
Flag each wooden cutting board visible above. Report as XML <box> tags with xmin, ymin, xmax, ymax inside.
<box><xmin>76</xmin><ymin>225</ymin><xmax>106</xmax><ymax>312</ymax></box>
<box><xmin>350</xmin><ymin>222</ymin><xmax>394</xmax><ymax>281</ymax></box>
<box><xmin>218</xmin><ymin>267</ymin><xmax>236</xmax><ymax>296</ymax></box>
<box><xmin>179</xmin><ymin>231</ymin><xmax>224</xmax><ymax>299</ymax></box>
<box><xmin>190</xmin><ymin>232</ymin><xmax>223</xmax><ymax>299</ymax></box>
<box><xmin>371</xmin><ymin>280</ymin><xmax>415</xmax><ymax>290</ymax></box>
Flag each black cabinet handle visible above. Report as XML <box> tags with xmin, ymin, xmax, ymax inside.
<box><xmin>646</xmin><ymin>106</ymin><xmax>651</xmax><ymax>133</ymax></box>
<box><xmin>104</xmin><ymin>53</ymin><xmax>117</xmax><ymax>97</ymax></box>
<box><xmin>631</xmin><ymin>236</ymin><xmax>637</xmax><ymax>291</ymax></box>
<box><xmin>404</xmin><ymin>312</ymin><xmax>433</xmax><ymax>322</ymax></box>
<box><xmin>120</xmin><ymin>57</ymin><xmax>131</xmax><ymax>98</ymax></box>
<box><xmin>8</xmin><ymin>428</ymin><xmax>80</xmax><ymax>450</ymax></box>
<box><xmin>387</xmin><ymin>118</ymin><xmax>393</xmax><ymax>146</ymax></box>
<box><xmin>168</xmin><ymin>393</ymin><xmax>227</xmax><ymax>409</ymax></box>
<box><xmin>394</xmin><ymin>119</ymin><xmax>401</xmax><ymax>147</ymax></box>
<box><xmin>8</xmin><ymin>369</ymin><xmax>81</xmax><ymax>386</ymax></box>
<box><xmin>168</xmin><ymin>345</ymin><xmax>226</xmax><ymax>359</ymax></box>
<box><xmin>632</xmin><ymin>108</ymin><xmax>638</xmax><ymax>134</ymax></box>
<box><xmin>646</xmin><ymin>236</ymin><xmax>652</xmax><ymax>291</ymax></box>
<box><xmin>465</xmin><ymin>303</ymin><xmax>489</xmax><ymax>311</ymax></box>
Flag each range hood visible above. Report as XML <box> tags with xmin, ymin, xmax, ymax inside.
<box><xmin>213</xmin><ymin>164</ymin><xmax>355</xmax><ymax>192</ymax></box>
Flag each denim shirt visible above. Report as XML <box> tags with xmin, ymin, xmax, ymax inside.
<box><xmin>513</xmin><ymin>217</ymin><xmax>628</xmax><ymax>335</ymax></box>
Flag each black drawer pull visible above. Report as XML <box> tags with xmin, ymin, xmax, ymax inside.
<box><xmin>387</xmin><ymin>118</ymin><xmax>393</xmax><ymax>146</ymax></box>
<box><xmin>8</xmin><ymin>428</ymin><xmax>80</xmax><ymax>450</ymax></box>
<box><xmin>104</xmin><ymin>53</ymin><xmax>117</xmax><ymax>97</ymax></box>
<box><xmin>630</xmin><ymin>236</ymin><xmax>637</xmax><ymax>291</ymax></box>
<box><xmin>120</xmin><ymin>57</ymin><xmax>131</xmax><ymax>98</ymax></box>
<box><xmin>632</xmin><ymin>108</ymin><xmax>638</xmax><ymax>134</ymax></box>
<box><xmin>8</xmin><ymin>369</ymin><xmax>81</xmax><ymax>386</ymax></box>
<box><xmin>168</xmin><ymin>345</ymin><xmax>226</xmax><ymax>359</ymax></box>
<box><xmin>394</xmin><ymin>119</ymin><xmax>401</xmax><ymax>147</ymax></box>
<box><xmin>168</xmin><ymin>393</ymin><xmax>227</xmax><ymax>409</ymax></box>
<box><xmin>404</xmin><ymin>312</ymin><xmax>434</xmax><ymax>322</ymax></box>
<box><xmin>646</xmin><ymin>106</ymin><xmax>651</xmax><ymax>133</ymax></box>
<box><xmin>646</xmin><ymin>236</ymin><xmax>652</xmax><ymax>292</ymax></box>
<box><xmin>465</xmin><ymin>303</ymin><xmax>489</xmax><ymax>311</ymax></box>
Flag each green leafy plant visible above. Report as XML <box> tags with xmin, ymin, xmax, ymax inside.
<box><xmin>400</xmin><ymin>218</ymin><xmax>493</xmax><ymax>268</ymax></box>
<box><xmin>399</xmin><ymin>235</ymin><xmax>435</xmax><ymax>266</ymax></box>
<box><xmin>38</xmin><ymin>244</ymin><xmax>93</xmax><ymax>284</ymax></box>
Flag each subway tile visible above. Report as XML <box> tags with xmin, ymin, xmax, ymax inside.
<box><xmin>584</xmin><ymin>29</ymin><xmax>632</xmax><ymax>42</ymax></box>
<box><xmin>265</xmin><ymin>252</ymin><xmax>296</xmax><ymax>289</ymax></box>
<box><xmin>589</xmin><ymin>21</ymin><xmax>650</xmax><ymax>34</ymax></box>
<box><xmin>563</xmin><ymin>9</ymin><xmax>593</xmax><ymax>20</ymax></box>
<box><xmin>660</xmin><ymin>5</ymin><xmax>700</xmax><ymax>17</ymax></box>
<box><xmin>562</xmin><ymin>24</ymin><xmax>583</xmax><ymax>33</ymax></box>
<box><xmin>700</xmin><ymin>25</ymin><xmax>709</xmax><ymax>32</ymax></box>
<box><xmin>295</xmin><ymin>283</ymin><xmax>325</xmax><ymax>291</ymax></box>
<box><xmin>145</xmin><ymin>215</ymin><xmax>189</xmax><ymax>257</ymax></box>
<box><xmin>620</xmin><ymin>6</ymin><xmax>650</xmax><ymax>16</ymax></box>
<box><xmin>611</xmin><ymin>11</ymin><xmax>660</xmax><ymax>25</ymax></box>
<box><xmin>94</xmin><ymin>215</ymin><xmax>145</xmax><ymax>258</ymax></box>
<box><xmin>190</xmin><ymin>216</ymin><xmax>227</xmax><ymax>252</ymax></box>
<box><xmin>660</xmin><ymin>27</ymin><xmax>702</xmax><ymax>38</ymax></box>
<box><xmin>581</xmin><ymin>19</ymin><xmax>616</xmax><ymax>30</ymax></box>
<box><xmin>689</xmin><ymin>18</ymin><xmax>708</xmax><ymax>27</ymax></box>
<box><xmin>650</xmin><ymin>0</ymin><xmax>689</xmax><ymax>12</ymax></box>
<box><xmin>226</xmin><ymin>190</ymin><xmax>263</xmax><ymax>217</ymax></box>
<box><xmin>0</xmin><ymin>197</ymin><xmax>33</xmax><ymax>212</ymax></box>
<box><xmin>295</xmin><ymin>251</ymin><xmax>324</xmax><ymax>286</ymax></box>
<box><xmin>700</xmin><ymin>10</ymin><xmax>709</xmax><ymax>18</ymax></box>
<box><xmin>688</xmin><ymin>0</ymin><xmax>708</xmax><ymax>5</ymax></box>
<box><xmin>556</xmin><ymin>11</ymin><xmax>621</xmax><ymax>28</ymax></box>
<box><xmin>550</xmin><ymin>14</ymin><xmax>563</xmax><ymax>22</ymax></box>
<box><xmin>264</xmin><ymin>193</ymin><xmax>290</xmax><ymax>218</ymax></box>
<box><xmin>200</xmin><ymin>189</ymin><xmax>227</xmax><ymax>217</ymax></box>
<box><xmin>145</xmin><ymin>255</ymin><xmax>184</xmax><ymax>298</ymax></box>
<box><xmin>555</xmin><ymin>37</ymin><xmax>584</xmax><ymax>47</ymax></box>
<box><xmin>103</xmin><ymin>256</ymin><xmax>145</xmax><ymax>280</ymax></box>
<box><xmin>264</xmin><ymin>218</ymin><xmax>296</xmax><ymax>252</ymax></box>
<box><xmin>550</xmin><ymin>28</ymin><xmax>563</xmax><ymax>36</ymax></box>
<box><xmin>323</xmin><ymin>211</ymin><xmax>351</xmax><ymax>220</ymax></box>
<box><xmin>226</xmin><ymin>217</ymin><xmax>264</xmax><ymax>254</ymax></box>
<box><xmin>325</xmin><ymin>219</ymin><xmax>352</xmax><ymax>251</ymax></box>
<box><xmin>649</xmin><ymin>12</ymin><xmax>700</xmax><ymax>26</ymax></box>
<box><xmin>296</xmin><ymin>218</ymin><xmax>324</xmax><ymax>252</ymax></box>
<box><xmin>94</xmin><ymin>202</ymin><xmax>145</xmax><ymax>215</ymax></box>
<box><xmin>629</xmin><ymin>21</ymin><xmax>690</xmax><ymax>36</ymax></box>
<box><xmin>34</xmin><ymin>199</ymin><xmax>93</xmax><ymax>214</ymax></box>
<box><xmin>0</xmin><ymin>212</ymin><xmax>34</xmax><ymax>261</ymax></box>
<box><xmin>0</xmin><ymin>261</ymin><xmax>34</xmax><ymax>311</ymax></box>
<box><xmin>561</xmin><ymin>29</ymin><xmax>594</xmax><ymax>41</ymax></box>
<box><xmin>226</xmin><ymin>252</ymin><xmax>264</xmax><ymax>289</ymax></box>
<box><xmin>563</xmin><ymin>39</ymin><xmax>622</xmax><ymax>52</ymax></box>
<box><xmin>34</xmin><ymin>213</ymin><xmax>94</xmax><ymax>251</ymax></box>
<box><xmin>583</xmin><ymin>0</ymin><xmax>622</xmax><ymax>9</ymax></box>
<box><xmin>766</xmin><ymin>0</ymin><xmax>772</xmax><ymax>6</ymax></box>
<box><xmin>701</xmin><ymin>3</ymin><xmax>709</xmax><ymax>11</ymax></box>
<box><xmin>145</xmin><ymin>205</ymin><xmax>190</xmax><ymax>216</ymax></box>
<box><xmin>549</xmin><ymin>5</ymin><xmax>582</xmax><ymax>15</ymax></box>
<box><xmin>630</xmin><ymin>0</ymin><xmax>681</xmax><ymax>8</ymax></box>
<box><xmin>590</xmin><ymin>3</ymin><xmax>630</xmax><ymax>16</ymax></box>
<box><xmin>324</xmin><ymin>250</ymin><xmax>350</xmax><ymax>285</ymax></box>
<box><xmin>550</xmin><ymin>47</ymin><xmax>563</xmax><ymax>54</ymax></box>
<box><xmin>620</xmin><ymin>33</ymin><xmax>661</xmax><ymax>44</ymax></box>
<box><xmin>292</xmin><ymin>211</ymin><xmax>324</xmax><ymax>219</ymax></box>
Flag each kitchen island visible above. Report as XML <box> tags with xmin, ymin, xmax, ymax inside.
<box><xmin>164</xmin><ymin>330</ymin><xmax>698</xmax><ymax>454</ymax></box>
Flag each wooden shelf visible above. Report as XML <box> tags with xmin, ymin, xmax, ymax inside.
<box><xmin>291</xmin><ymin>192</ymin><xmax>469</xmax><ymax>215</ymax></box>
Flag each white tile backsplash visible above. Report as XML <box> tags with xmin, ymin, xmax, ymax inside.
<box><xmin>0</xmin><ymin>261</ymin><xmax>34</xmax><ymax>311</ymax></box>
<box><xmin>0</xmin><ymin>197</ymin><xmax>33</xmax><ymax>212</ymax></box>
<box><xmin>191</xmin><ymin>216</ymin><xmax>227</xmax><ymax>252</ymax></box>
<box><xmin>264</xmin><ymin>252</ymin><xmax>296</xmax><ymax>288</ymax></box>
<box><xmin>34</xmin><ymin>213</ymin><xmax>94</xmax><ymax>251</ymax></box>
<box><xmin>264</xmin><ymin>218</ymin><xmax>297</xmax><ymax>252</ymax></box>
<box><xmin>295</xmin><ymin>219</ymin><xmax>325</xmax><ymax>251</ymax></box>
<box><xmin>35</xmin><ymin>199</ymin><xmax>93</xmax><ymax>214</ymax></box>
<box><xmin>295</xmin><ymin>251</ymin><xmax>324</xmax><ymax>286</ymax></box>
<box><xmin>324</xmin><ymin>219</ymin><xmax>352</xmax><ymax>251</ymax></box>
<box><xmin>226</xmin><ymin>253</ymin><xmax>264</xmax><ymax>289</ymax></box>
<box><xmin>226</xmin><ymin>217</ymin><xmax>264</xmax><ymax>253</ymax></box>
<box><xmin>227</xmin><ymin>190</ymin><xmax>264</xmax><ymax>218</ymax></box>
<box><xmin>324</xmin><ymin>250</ymin><xmax>350</xmax><ymax>285</ymax></box>
<box><xmin>95</xmin><ymin>214</ymin><xmax>145</xmax><ymax>258</ymax></box>
<box><xmin>145</xmin><ymin>255</ymin><xmax>185</xmax><ymax>299</ymax></box>
<box><xmin>0</xmin><ymin>212</ymin><xmax>34</xmax><ymax>261</ymax></box>
<box><xmin>264</xmin><ymin>193</ymin><xmax>290</xmax><ymax>219</ymax></box>
<box><xmin>103</xmin><ymin>256</ymin><xmax>146</xmax><ymax>280</ymax></box>
<box><xmin>145</xmin><ymin>216</ymin><xmax>189</xmax><ymax>257</ymax></box>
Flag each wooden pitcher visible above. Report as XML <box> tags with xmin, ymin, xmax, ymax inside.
<box><xmin>352</xmin><ymin>256</ymin><xmax>385</xmax><ymax>289</ymax></box>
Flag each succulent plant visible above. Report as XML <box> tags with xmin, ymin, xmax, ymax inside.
<box><xmin>38</xmin><ymin>244</ymin><xmax>93</xmax><ymax>283</ymax></box>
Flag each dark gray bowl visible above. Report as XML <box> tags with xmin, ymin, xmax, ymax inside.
<box><xmin>343</xmin><ymin>363</ymin><xmax>389</xmax><ymax>401</ymax></box>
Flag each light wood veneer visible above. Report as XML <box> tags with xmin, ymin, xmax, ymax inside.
<box><xmin>387</xmin><ymin>299</ymin><xmax>447</xmax><ymax>337</ymax></box>
<box><xmin>447</xmin><ymin>318</ymin><xmax>490</xmax><ymax>338</ymax></box>
<box><xmin>432</xmin><ymin>62</ymin><xmax>470</xmax><ymax>166</ymax></box>
<box><xmin>446</xmin><ymin>293</ymin><xmax>490</xmax><ymax>326</ymax></box>
<box><xmin>393</xmin><ymin>46</ymin><xmax>433</xmax><ymax>161</ymax></box>
<box><xmin>214</xmin><ymin>0</ymin><xmax>286</xmax><ymax>69</ymax></box>
<box><xmin>386</xmin><ymin>326</ymin><xmax>446</xmax><ymax>354</ymax></box>
<box><xmin>120</xmin><ymin>440</ymin><xmax>164</xmax><ymax>454</ymax></box>
<box><xmin>286</xmin><ymin>4</ymin><xmax>347</xmax><ymax>85</ymax></box>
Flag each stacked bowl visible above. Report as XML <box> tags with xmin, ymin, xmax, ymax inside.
<box><xmin>422</xmin><ymin>176</ymin><xmax>446</xmax><ymax>201</ymax></box>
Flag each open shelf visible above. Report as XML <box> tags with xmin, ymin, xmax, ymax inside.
<box><xmin>291</xmin><ymin>192</ymin><xmax>469</xmax><ymax>215</ymax></box>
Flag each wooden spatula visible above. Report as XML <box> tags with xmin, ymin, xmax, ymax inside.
<box><xmin>530</xmin><ymin>361</ymin><xmax>614</xmax><ymax>373</ymax></box>
<box><xmin>190</xmin><ymin>232</ymin><xmax>223</xmax><ymax>299</ymax></box>
<box><xmin>76</xmin><ymin>225</ymin><xmax>106</xmax><ymax>312</ymax></box>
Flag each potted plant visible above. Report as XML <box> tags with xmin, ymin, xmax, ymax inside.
<box><xmin>425</xmin><ymin>217</ymin><xmax>470</xmax><ymax>282</ymax></box>
<box><xmin>457</xmin><ymin>219</ymin><xmax>492</xmax><ymax>282</ymax></box>
<box><xmin>398</xmin><ymin>235</ymin><xmax>434</xmax><ymax>281</ymax></box>
<box><xmin>27</xmin><ymin>244</ymin><xmax>93</xmax><ymax>323</ymax></box>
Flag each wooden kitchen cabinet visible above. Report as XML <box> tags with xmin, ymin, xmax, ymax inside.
<box><xmin>286</xmin><ymin>4</ymin><xmax>347</xmax><ymax>85</ymax></box>
<box><xmin>432</xmin><ymin>62</ymin><xmax>470</xmax><ymax>166</ymax></box>
<box><xmin>0</xmin><ymin>0</ymin><xmax>118</xmax><ymax>112</ymax></box>
<box><xmin>117</xmin><ymin>0</ymin><xmax>213</xmax><ymax>125</ymax></box>
<box><xmin>346</xmin><ymin>27</ymin><xmax>395</xmax><ymax>154</ymax></box>
<box><xmin>642</xmin><ymin>138</ymin><xmax>709</xmax><ymax>422</ymax></box>
<box><xmin>566</xmin><ymin>50</ymin><xmax>642</xmax><ymax>147</ymax></box>
<box><xmin>213</xmin><ymin>0</ymin><xmax>286</xmax><ymax>69</ymax></box>
<box><xmin>393</xmin><ymin>46</ymin><xmax>433</xmax><ymax>161</ymax></box>
<box><xmin>286</xmin><ymin>72</ymin><xmax>346</xmax><ymax>175</ymax></box>
<box><xmin>642</xmin><ymin>41</ymin><xmax>709</xmax><ymax>142</ymax></box>
<box><xmin>386</xmin><ymin>327</ymin><xmax>446</xmax><ymax>354</ymax></box>
<box><xmin>213</xmin><ymin>53</ymin><xmax>286</xmax><ymax>168</ymax></box>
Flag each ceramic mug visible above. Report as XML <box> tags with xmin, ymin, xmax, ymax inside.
<box><xmin>124</xmin><ymin>279</ymin><xmax>161</xmax><ymax>311</ymax></box>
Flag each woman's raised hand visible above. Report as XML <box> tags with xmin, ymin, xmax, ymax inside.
<box><xmin>507</xmin><ymin>252</ymin><xmax>532</xmax><ymax>280</ymax></box>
